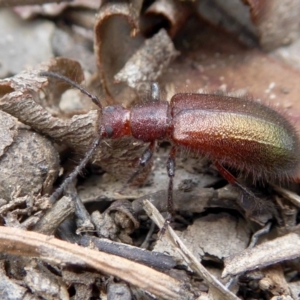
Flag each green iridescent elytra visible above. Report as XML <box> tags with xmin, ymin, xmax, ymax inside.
<box><xmin>171</xmin><ymin>94</ymin><xmax>300</xmax><ymax>181</ymax></box>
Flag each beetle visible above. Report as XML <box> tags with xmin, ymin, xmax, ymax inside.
<box><xmin>40</xmin><ymin>72</ymin><xmax>300</xmax><ymax>214</ymax></box>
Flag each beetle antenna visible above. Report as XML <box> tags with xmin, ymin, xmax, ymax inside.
<box><xmin>39</xmin><ymin>71</ymin><xmax>102</xmax><ymax>203</ymax></box>
<box><xmin>49</xmin><ymin>135</ymin><xmax>101</xmax><ymax>203</ymax></box>
<box><xmin>39</xmin><ymin>71</ymin><xmax>102</xmax><ymax>109</ymax></box>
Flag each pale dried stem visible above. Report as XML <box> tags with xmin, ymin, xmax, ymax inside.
<box><xmin>0</xmin><ymin>226</ymin><xmax>194</xmax><ymax>300</ymax></box>
<box><xmin>143</xmin><ymin>200</ymin><xmax>240</xmax><ymax>300</ymax></box>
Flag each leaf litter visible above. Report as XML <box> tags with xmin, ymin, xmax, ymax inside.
<box><xmin>0</xmin><ymin>1</ymin><xmax>300</xmax><ymax>299</ymax></box>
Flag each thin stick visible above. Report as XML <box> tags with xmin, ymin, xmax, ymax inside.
<box><xmin>0</xmin><ymin>226</ymin><xmax>194</xmax><ymax>300</ymax></box>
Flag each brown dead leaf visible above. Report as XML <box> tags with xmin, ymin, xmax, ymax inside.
<box><xmin>40</xmin><ymin>57</ymin><xmax>85</xmax><ymax>107</ymax></box>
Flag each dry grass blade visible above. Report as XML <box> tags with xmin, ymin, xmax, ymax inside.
<box><xmin>143</xmin><ymin>199</ymin><xmax>240</xmax><ymax>300</ymax></box>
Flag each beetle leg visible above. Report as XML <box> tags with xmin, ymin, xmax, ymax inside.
<box><xmin>123</xmin><ymin>141</ymin><xmax>156</xmax><ymax>190</ymax></box>
<box><xmin>215</xmin><ymin>162</ymin><xmax>259</xmax><ymax>204</ymax></box>
<box><xmin>159</xmin><ymin>146</ymin><xmax>176</xmax><ymax>237</ymax></box>
<box><xmin>166</xmin><ymin>146</ymin><xmax>176</xmax><ymax>214</ymax></box>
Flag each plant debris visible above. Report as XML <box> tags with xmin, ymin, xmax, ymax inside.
<box><xmin>1</xmin><ymin>1</ymin><xmax>300</xmax><ymax>299</ymax></box>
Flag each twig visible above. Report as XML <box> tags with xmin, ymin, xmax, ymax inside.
<box><xmin>33</xmin><ymin>196</ymin><xmax>74</xmax><ymax>234</ymax></box>
<box><xmin>0</xmin><ymin>226</ymin><xmax>195</xmax><ymax>300</ymax></box>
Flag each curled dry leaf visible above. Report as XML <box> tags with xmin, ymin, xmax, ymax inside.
<box><xmin>39</xmin><ymin>57</ymin><xmax>85</xmax><ymax>106</ymax></box>
<box><xmin>0</xmin><ymin>59</ymin><xmax>89</xmax><ymax>201</ymax></box>
<box><xmin>94</xmin><ymin>0</ymin><xmax>144</xmax><ymax>104</ymax></box>
<box><xmin>144</xmin><ymin>0</ymin><xmax>192</xmax><ymax>38</ymax></box>
<box><xmin>91</xmin><ymin>205</ymin><xmax>139</xmax><ymax>244</ymax></box>
<box><xmin>106</xmin><ymin>200</ymin><xmax>139</xmax><ymax>235</ymax></box>
<box><xmin>94</xmin><ymin>0</ymin><xmax>178</xmax><ymax>106</ymax></box>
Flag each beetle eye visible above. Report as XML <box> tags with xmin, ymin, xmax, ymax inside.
<box><xmin>105</xmin><ymin>125</ymin><xmax>114</xmax><ymax>138</ymax></box>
